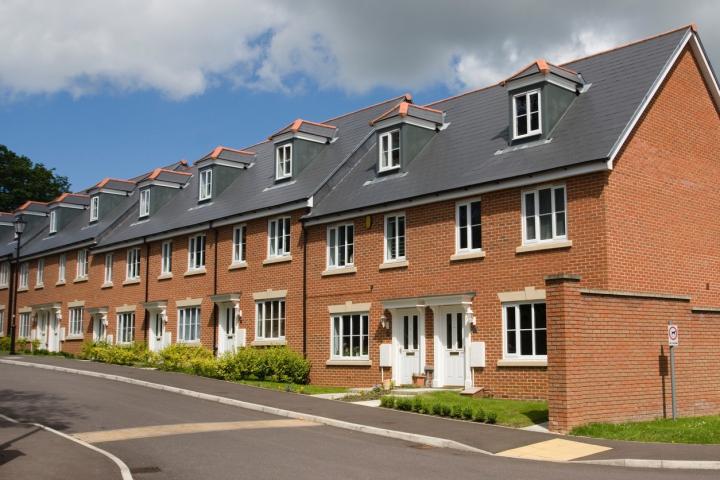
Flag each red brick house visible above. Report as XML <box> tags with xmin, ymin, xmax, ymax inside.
<box><xmin>2</xmin><ymin>25</ymin><xmax>719</xmax><ymax>432</ymax></box>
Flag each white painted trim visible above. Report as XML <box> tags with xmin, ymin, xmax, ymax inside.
<box><xmin>326</xmin><ymin>222</ymin><xmax>355</xmax><ymax>270</ymax></box>
<box><xmin>378</xmin><ymin>129</ymin><xmax>401</xmax><ymax>172</ymax></box>
<box><xmin>262</xmin><ymin>255</ymin><xmax>292</xmax><ymax>265</ymax></box>
<box><xmin>501</xmin><ymin>301</ymin><xmax>548</xmax><ymax>363</ymax></box>
<box><xmin>303</xmin><ymin>161</ymin><xmax>607</xmax><ymax>226</ymax></box>
<box><xmin>496</xmin><ymin>358</ymin><xmax>547</xmax><ymax>367</ymax></box>
<box><xmin>516</xmin><ymin>240</ymin><xmax>572</xmax><ymax>253</ymax></box>
<box><xmin>273</xmin><ymin>131</ymin><xmax>331</xmax><ymax>145</ymax></box>
<box><xmin>373</xmin><ymin>116</ymin><xmax>438</xmax><ymax>132</ymax></box>
<box><xmin>454</xmin><ymin>197</ymin><xmax>483</xmax><ymax>256</ymax></box>
<box><xmin>325</xmin><ymin>359</ymin><xmax>372</xmax><ymax>366</ymax></box>
<box><xmin>690</xmin><ymin>35</ymin><xmax>720</xmax><ymax>111</ymax></box>
<box><xmin>92</xmin><ymin>239</ymin><xmax>143</xmax><ymax>255</ymax></box>
<box><xmin>506</xmin><ymin>73</ymin><xmax>579</xmax><ymax>93</ymax></box>
<box><xmin>383</xmin><ymin>211</ymin><xmax>406</xmax><ymax>262</ymax></box>
<box><xmin>520</xmin><ymin>184</ymin><xmax>568</xmax><ymax>245</ymax></box>
<box><xmin>512</xmin><ymin>89</ymin><xmax>542</xmax><ymax>140</ymax></box>
<box><xmin>382</xmin><ymin>293</ymin><xmax>475</xmax><ymax>310</ymax></box>
<box><xmin>212</xmin><ymin>201</ymin><xmax>306</xmax><ymax>228</ymax></box>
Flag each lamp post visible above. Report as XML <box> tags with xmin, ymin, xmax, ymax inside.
<box><xmin>9</xmin><ymin>215</ymin><xmax>27</xmax><ymax>355</ymax></box>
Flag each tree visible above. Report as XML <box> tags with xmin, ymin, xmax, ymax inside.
<box><xmin>0</xmin><ymin>144</ymin><xmax>70</xmax><ymax>212</ymax></box>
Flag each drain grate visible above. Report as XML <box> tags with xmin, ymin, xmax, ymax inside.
<box><xmin>130</xmin><ymin>466</ymin><xmax>162</xmax><ymax>474</ymax></box>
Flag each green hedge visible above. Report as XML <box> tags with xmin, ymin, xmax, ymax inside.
<box><xmin>1</xmin><ymin>337</ymin><xmax>42</xmax><ymax>353</ymax></box>
<box><xmin>79</xmin><ymin>342</ymin><xmax>311</xmax><ymax>384</ymax></box>
<box><xmin>379</xmin><ymin>395</ymin><xmax>498</xmax><ymax>424</ymax></box>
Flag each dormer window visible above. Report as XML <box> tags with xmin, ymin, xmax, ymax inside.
<box><xmin>379</xmin><ymin>130</ymin><xmax>400</xmax><ymax>172</ymax></box>
<box><xmin>49</xmin><ymin>210</ymin><xmax>57</xmax><ymax>234</ymax></box>
<box><xmin>139</xmin><ymin>188</ymin><xmax>150</xmax><ymax>218</ymax></box>
<box><xmin>512</xmin><ymin>90</ymin><xmax>541</xmax><ymax>139</ymax></box>
<box><xmin>198</xmin><ymin>168</ymin><xmax>213</xmax><ymax>201</ymax></box>
<box><xmin>89</xmin><ymin>196</ymin><xmax>100</xmax><ymax>222</ymax></box>
<box><xmin>275</xmin><ymin>144</ymin><xmax>292</xmax><ymax>180</ymax></box>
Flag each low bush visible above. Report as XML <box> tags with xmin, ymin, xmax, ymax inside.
<box><xmin>379</xmin><ymin>396</ymin><xmax>396</xmax><ymax>408</ymax></box>
<box><xmin>486</xmin><ymin>412</ymin><xmax>498</xmax><ymax>424</ymax></box>
<box><xmin>472</xmin><ymin>407</ymin><xmax>486</xmax><ymax>423</ymax></box>
<box><xmin>156</xmin><ymin>344</ymin><xmax>214</xmax><ymax>373</ymax></box>
<box><xmin>219</xmin><ymin>347</ymin><xmax>310</xmax><ymax>384</ymax></box>
<box><xmin>379</xmin><ymin>392</ymin><xmax>506</xmax><ymax>426</ymax></box>
<box><xmin>80</xmin><ymin>341</ymin><xmax>153</xmax><ymax>366</ymax></box>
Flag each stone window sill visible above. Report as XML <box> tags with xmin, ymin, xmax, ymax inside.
<box><xmin>157</xmin><ymin>273</ymin><xmax>173</xmax><ymax>280</ymax></box>
<box><xmin>74</xmin><ymin>276</ymin><xmax>88</xmax><ymax>283</ymax></box>
<box><xmin>263</xmin><ymin>255</ymin><xmax>292</xmax><ymax>265</ymax></box>
<box><xmin>17</xmin><ymin>287</ymin><xmax>29</xmax><ymax>292</ymax></box>
<box><xmin>450</xmin><ymin>250</ymin><xmax>486</xmax><ymax>262</ymax></box>
<box><xmin>35</xmin><ymin>284</ymin><xmax>44</xmax><ymax>290</ymax></box>
<box><xmin>65</xmin><ymin>335</ymin><xmax>84</xmax><ymax>341</ymax></box>
<box><xmin>123</xmin><ymin>278</ymin><xmax>140</xmax><ymax>286</ymax></box>
<box><xmin>55</xmin><ymin>281</ymin><xmax>66</xmax><ymax>287</ymax></box>
<box><xmin>322</xmin><ymin>266</ymin><xmax>357</xmax><ymax>277</ymax></box>
<box><xmin>184</xmin><ymin>268</ymin><xmax>207</xmax><ymax>277</ymax></box>
<box><xmin>0</xmin><ymin>285</ymin><xmax>8</xmax><ymax>290</ymax></box>
<box><xmin>325</xmin><ymin>359</ymin><xmax>372</xmax><ymax>366</ymax></box>
<box><xmin>516</xmin><ymin>240</ymin><xmax>572</xmax><ymax>254</ymax></box>
<box><xmin>497</xmin><ymin>358</ymin><xmax>548</xmax><ymax>367</ymax></box>
<box><xmin>379</xmin><ymin>259</ymin><xmax>408</xmax><ymax>270</ymax></box>
<box><xmin>251</xmin><ymin>339</ymin><xmax>287</xmax><ymax>347</ymax></box>
<box><xmin>229</xmin><ymin>261</ymin><xmax>248</xmax><ymax>270</ymax></box>
<box><xmin>101</xmin><ymin>282</ymin><xmax>114</xmax><ymax>289</ymax></box>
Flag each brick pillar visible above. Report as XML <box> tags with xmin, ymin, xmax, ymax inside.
<box><xmin>545</xmin><ymin>273</ymin><xmax>582</xmax><ymax>433</ymax></box>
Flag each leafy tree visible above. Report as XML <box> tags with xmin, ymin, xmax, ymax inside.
<box><xmin>0</xmin><ymin>144</ymin><xmax>70</xmax><ymax>212</ymax></box>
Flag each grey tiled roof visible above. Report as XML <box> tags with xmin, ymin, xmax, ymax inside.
<box><xmin>307</xmin><ymin>27</ymin><xmax>690</xmax><ymax>219</ymax></box>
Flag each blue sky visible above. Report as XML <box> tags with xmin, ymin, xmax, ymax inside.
<box><xmin>0</xmin><ymin>1</ymin><xmax>716</xmax><ymax>191</ymax></box>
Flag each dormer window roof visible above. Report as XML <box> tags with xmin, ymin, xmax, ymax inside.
<box><xmin>136</xmin><ymin>168</ymin><xmax>192</xmax><ymax>189</ymax></box>
<box><xmin>88</xmin><ymin>178</ymin><xmax>136</xmax><ymax>196</ymax></box>
<box><xmin>502</xmin><ymin>59</ymin><xmax>585</xmax><ymax>91</ymax></box>
<box><xmin>196</xmin><ymin>146</ymin><xmax>255</xmax><ymax>170</ymax></box>
<box><xmin>369</xmin><ymin>99</ymin><xmax>444</xmax><ymax>131</ymax></box>
<box><xmin>48</xmin><ymin>193</ymin><xmax>90</xmax><ymax>209</ymax></box>
<box><xmin>269</xmin><ymin>119</ymin><xmax>337</xmax><ymax>144</ymax></box>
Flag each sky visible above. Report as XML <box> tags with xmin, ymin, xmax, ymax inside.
<box><xmin>0</xmin><ymin>0</ymin><xmax>718</xmax><ymax>191</ymax></box>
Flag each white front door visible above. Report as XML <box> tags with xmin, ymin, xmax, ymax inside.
<box><xmin>149</xmin><ymin>312</ymin><xmax>165</xmax><ymax>352</ymax></box>
<box><xmin>393</xmin><ymin>310</ymin><xmax>423</xmax><ymax>385</ymax></box>
<box><xmin>218</xmin><ymin>306</ymin><xmax>236</xmax><ymax>356</ymax></box>
<box><xmin>93</xmin><ymin>316</ymin><xmax>106</xmax><ymax>342</ymax></box>
<box><xmin>36</xmin><ymin>311</ymin><xmax>48</xmax><ymax>349</ymax></box>
<box><xmin>47</xmin><ymin>313</ymin><xmax>60</xmax><ymax>352</ymax></box>
<box><xmin>442</xmin><ymin>310</ymin><xmax>465</xmax><ymax>386</ymax></box>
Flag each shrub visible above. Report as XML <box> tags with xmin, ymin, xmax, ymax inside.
<box><xmin>218</xmin><ymin>347</ymin><xmax>310</xmax><ymax>384</ymax></box>
<box><xmin>396</xmin><ymin>397</ymin><xmax>413</xmax><ymax>411</ymax></box>
<box><xmin>472</xmin><ymin>408</ymin><xmax>486</xmax><ymax>423</ymax></box>
<box><xmin>0</xmin><ymin>336</ymin><xmax>10</xmax><ymax>351</ymax></box>
<box><xmin>450</xmin><ymin>405</ymin><xmax>463</xmax><ymax>419</ymax></box>
<box><xmin>412</xmin><ymin>396</ymin><xmax>424</xmax><ymax>413</ymax></box>
<box><xmin>486</xmin><ymin>411</ymin><xmax>498</xmax><ymax>424</ymax></box>
<box><xmin>440</xmin><ymin>404</ymin><xmax>452</xmax><ymax>417</ymax></box>
<box><xmin>80</xmin><ymin>341</ymin><xmax>153</xmax><ymax>366</ymax></box>
<box><xmin>157</xmin><ymin>344</ymin><xmax>214</xmax><ymax>372</ymax></box>
<box><xmin>379</xmin><ymin>396</ymin><xmax>396</xmax><ymax>408</ymax></box>
<box><xmin>462</xmin><ymin>406</ymin><xmax>474</xmax><ymax>420</ymax></box>
<box><xmin>431</xmin><ymin>402</ymin><xmax>443</xmax><ymax>416</ymax></box>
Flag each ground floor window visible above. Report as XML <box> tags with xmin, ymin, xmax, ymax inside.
<box><xmin>0</xmin><ymin>309</ymin><xmax>4</xmax><ymax>336</ymax></box>
<box><xmin>178</xmin><ymin>307</ymin><xmax>201</xmax><ymax>343</ymax></box>
<box><xmin>117</xmin><ymin>312</ymin><xmax>135</xmax><ymax>344</ymax></box>
<box><xmin>332</xmin><ymin>313</ymin><xmax>369</xmax><ymax>359</ymax></box>
<box><xmin>19</xmin><ymin>312</ymin><xmax>31</xmax><ymax>338</ymax></box>
<box><xmin>256</xmin><ymin>300</ymin><xmax>285</xmax><ymax>340</ymax></box>
<box><xmin>69</xmin><ymin>307</ymin><xmax>83</xmax><ymax>337</ymax></box>
<box><xmin>503</xmin><ymin>302</ymin><xmax>546</xmax><ymax>359</ymax></box>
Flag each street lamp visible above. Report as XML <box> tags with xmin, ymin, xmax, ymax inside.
<box><xmin>9</xmin><ymin>215</ymin><xmax>26</xmax><ymax>355</ymax></box>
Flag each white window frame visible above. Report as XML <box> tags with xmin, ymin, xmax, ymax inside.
<box><xmin>19</xmin><ymin>312</ymin><xmax>31</xmax><ymax>339</ymax></box>
<box><xmin>69</xmin><ymin>307</ymin><xmax>83</xmax><ymax>337</ymax></box>
<box><xmin>327</xmin><ymin>223</ymin><xmax>354</xmax><ymax>269</ymax></box>
<box><xmin>275</xmin><ymin>143</ymin><xmax>292</xmax><ymax>180</ymax></box>
<box><xmin>178</xmin><ymin>306</ymin><xmax>201</xmax><ymax>343</ymax></box>
<box><xmin>139</xmin><ymin>188</ymin><xmax>150</xmax><ymax>218</ymax></box>
<box><xmin>232</xmin><ymin>225</ymin><xmax>246</xmax><ymax>264</ymax></box>
<box><xmin>521</xmin><ymin>185</ymin><xmax>567</xmax><ymax>245</ymax></box>
<box><xmin>0</xmin><ymin>309</ymin><xmax>4</xmax><ymax>337</ymax></box>
<box><xmin>384</xmin><ymin>213</ymin><xmax>406</xmax><ymax>262</ymax></box>
<box><xmin>126</xmin><ymin>248</ymin><xmax>141</xmax><ymax>280</ymax></box>
<box><xmin>198</xmin><ymin>168</ymin><xmax>213</xmax><ymax>201</ymax></box>
<box><xmin>19</xmin><ymin>262</ymin><xmax>29</xmax><ymax>289</ymax></box>
<box><xmin>58</xmin><ymin>254</ymin><xmax>66</xmax><ymax>283</ymax></box>
<box><xmin>378</xmin><ymin>129</ymin><xmax>400</xmax><ymax>172</ymax></box>
<box><xmin>455</xmin><ymin>199</ymin><xmax>482</xmax><ymax>254</ymax></box>
<box><xmin>267</xmin><ymin>216</ymin><xmax>291</xmax><ymax>258</ymax></box>
<box><xmin>188</xmin><ymin>234</ymin><xmax>206</xmax><ymax>271</ymax></box>
<box><xmin>90</xmin><ymin>196</ymin><xmax>100</xmax><ymax>222</ymax></box>
<box><xmin>76</xmin><ymin>249</ymin><xmax>89</xmax><ymax>279</ymax></box>
<box><xmin>512</xmin><ymin>89</ymin><xmax>542</xmax><ymax>139</ymax></box>
<box><xmin>36</xmin><ymin>258</ymin><xmax>44</xmax><ymax>287</ymax></box>
<box><xmin>117</xmin><ymin>312</ymin><xmax>135</xmax><ymax>344</ymax></box>
<box><xmin>331</xmin><ymin>313</ymin><xmax>369</xmax><ymax>360</ymax></box>
<box><xmin>161</xmin><ymin>240</ymin><xmax>172</xmax><ymax>275</ymax></box>
<box><xmin>49</xmin><ymin>210</ymin><xmax>58</xmax><ymax>234</ymax></box>
<box><xmin>0</xmin><ymin>261</ymin><xmax>9</xmax><ymax>287</ymax></box>
<box><xmin>104</xmin><ymin>253</ymin><xmax>113</xmax><ymax>284</ymax></box>
<box><xmin>255</xmin><ymin>299</ymin><xmax>285</xmax><ymax>341</ymax></box>
<box><xmin>502</xmin><ymin>301</ymin><xmax>547</xmax><ymax>361</ymax></box>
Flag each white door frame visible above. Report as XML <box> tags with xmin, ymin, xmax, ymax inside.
<box><xmin>93</xmin><ymin>314</ymin><xmax>108</xmax><ymax>342</ymax></box>
<box><xmin>430</xmin><ymin>303</ymin><xmax>473</xmax><ymax>389</ymax></box>
<box><xmin>389</xmin><ymin>307</ymin><xmax>425</xmax><ymax>385</ymax></box>
<box><xmin>216</xmin><ymin>301</ymin><xmax>241</xmax><ymax>356</ymax></box>
<box><xmin>48</xmin><ymin>308</ymin><xmax>61</xmax><ymax>352</ymax></box>
<box><xmin>146</xmin><ymin>306</ymin><xmax>167</xmax><ymax>352</ymax></box>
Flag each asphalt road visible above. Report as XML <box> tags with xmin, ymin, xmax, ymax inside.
<box><xmin>0</xmin><ymin>363</ymin><xmax>715</xmax><ymax>480</ymax></box>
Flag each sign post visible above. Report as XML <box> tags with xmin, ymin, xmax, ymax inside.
<box><xmin>668</xmin><ymin>322</ymin><xmax>679</xmax><ymax>420</ymax></box>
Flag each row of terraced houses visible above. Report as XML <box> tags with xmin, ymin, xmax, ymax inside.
<box><xmin>1</xmin><ymin>25</ymin><xmax>719</xmax><ymax>432</ymax></box>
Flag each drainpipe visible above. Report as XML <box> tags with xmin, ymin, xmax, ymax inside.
<box><xmin>212</xmin><ymin>226</ymin><xmax>219</xmax><ymax>356</ymax></box>
<box><xmin>302</xmin><ymin>222</ymin><xmax>308</xmax><ymax>358</ymax></box>
<box><xmin>143</xmin><ymin>238</ymin><xmax>149</xmax><ymax>343</ymax></box>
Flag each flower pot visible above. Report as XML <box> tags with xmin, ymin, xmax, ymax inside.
<box><xmin>412</xmin><ymin>374</ymin><xmax>426</xmax><ymax>387</ymax></box>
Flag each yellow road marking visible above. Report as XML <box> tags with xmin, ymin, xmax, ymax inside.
<box><xmin>74</xmin><ymin>419</ymin><xmax>318</xmax><ymax>444</ymax></box>
<box><xmin>496</xmin><ymin>438</ymin><xmax>611</xmax><ymax>461</ymax></box>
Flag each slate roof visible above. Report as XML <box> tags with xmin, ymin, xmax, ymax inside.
<box><xmin>306</xmin><ymin>26</ymin><xmax>693</xmax><ymax>219</ymax></box>
<box><xmin>503</xmin><ymin>59</ymin><xmax>584</xmax><ymax>86</ymax></box>
<box><xmin>269</xmin><ymin>119</ymin><xmax>338</xmax><ymax>140</ymax></box>
<box><xmin>49</xmin><ymin>193</ymin><xmax>90</xmax><ymax>207</ymax></box>
<box><xmin>369</xmin><ymin>101</ymin><xmax>444</xmax><ymax>126</ymax></box>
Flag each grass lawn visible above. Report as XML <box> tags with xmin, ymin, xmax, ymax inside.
<box><xmin>398</xmin><ymin>391</ymin><xmax>548</xmax><ymax>427</ymax></box>
<box><xmin>235</xmin><ymin>379</ymin><xmax>349</xmax><ymax>395</ymax></box>
<box><xmin>571</xmin><ymin>416</ymin><xmax>720</xmax><ymax>444</ymax></box>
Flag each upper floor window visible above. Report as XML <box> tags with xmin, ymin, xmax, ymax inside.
<box><xmin>275</xmin><ymin>144</ymin><xmax>292</xmax><ymax>180</ymax></box>
<box><xmin>58</xmin><ymin>254</ymin><xmax>66</xmax><ymax>283</ymax></box>
<box><xmin>36</xmin><ymin>258</ymin><xmax>44</xmax><ymax>287</ymax></box>
<box><xmin>327</xmin><ymin>223</ymin><xmax>354</xmax><ymax>269</ymax></box>
<box><xmin>384</xmin><ymin>213</ymin><xmax>406</xmax><ymax>262</ymax></box>
<box><xmin>456</xmin><ymin>200</ymin><xmax>482</xmax><ymax>253</ymax></box>
<box><xmin>90</xmin><ymin>196</ymin><xmax>100</xmax><ymax>222</ymax></box>
<box><xmin>232</xmin><ymin>225</ymin><xmax>246</xmax><ymax>264</ymax></box>
<box><xmin>513</xmin><ymin>90</ymin><xmax>541</xmax><ymax>139</ymax></box>
<box><xmin>139</xmin><ymin>189</ymin><xmax>150</xmax><ymax>218</ymax></box>
<box><xmin>161</xmin><ymin>241</ymin><xmax>172</xmax><ymax>275</ymax></box>
<box><xmin>503</xmin><ymin>302</ymin><xmax>546</xmax><ymax>360</ymax></box>
<box><xmin>188</xmin><ymin>234</ymin><xmax>206</xmax><ymax>271</ymax></box>
<box><xmin>126</xmin><ymin>248</ymin><xmax>141</xmax><ymax>280</ymax></box>
<box><xmin>523</xmin><ymin>185</ymin><xmax>566</xmax><ymax>244</ymax></box>
<box><xmin>19</xmin><ymin>262</ymin><xmax>29</xmax><ymax>289</ymax></box>
<box><xmin>76</xmin><ymin>249</ymin><xmax>89</xmax><ymax>279</ymax></box>
<box><xmin>0</xmin><ymin>262</ymin><xmax>9</xmax><ymax>287</ymax></box>
<box><xmin>379</xmin><ymin>129</ymin><xmax>400</xmax><ymax>172</ymax></box>
<box><xmin>198</xmin><ymin>168</ymin><xmax>213</xmax><ymax>201</ymax></box>
<box><xmin>268</xmin><ymin>217</ymin><xmax>291</xmax><ymax>258</ymax></box>
<box><xmin>49</xmin><ymin>210</ymin><xmax>58</xmax><ymax>234</ymax></box>
<box><xmin>104</xmin><ymin>253</ymin><xmax>113</xmax><ymax>284</ymax></box>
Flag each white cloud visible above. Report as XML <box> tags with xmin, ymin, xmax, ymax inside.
<box><xmin>0</xmin><ymin>0</ymin><xmax>717</xmax><ymax>100</ymax></box>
